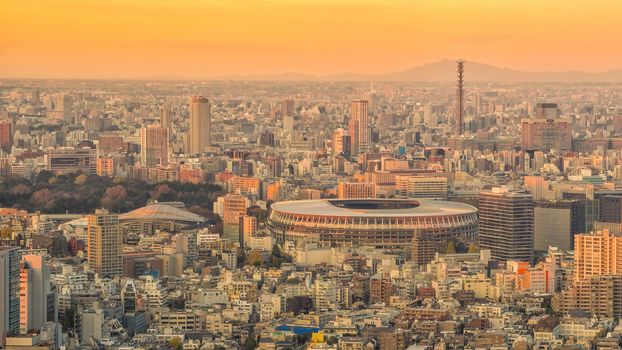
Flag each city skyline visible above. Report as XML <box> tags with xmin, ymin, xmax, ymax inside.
<box><xmin>2</xmin><ymin>0</ymin><xmax>622</xmax><ymax>79</ymax></box>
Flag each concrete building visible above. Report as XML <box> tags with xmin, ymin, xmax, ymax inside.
<box><xmin>140</xmin><ymin>125</ymin><xmax>169</xmax><ymax>167</ymax></box>
<box><xmin>337</xmin><ymin>182</ymin><xmax>376</xmax><ymax>199</ymax></box>
<box><xmin>396</xmin><ymin>176</ymin><xmax>448</xmax><ymax>199</ymax></box>
<box><xmin>479</xmin><ymin>187</ymin><xmax>534</xmax><ymax>262</ymax></box>
<box><xmin>188</xmin><ymin>96</ymin><xmax>211</xmax><ymax>154</ymax></box>
<box><xmin>0</xmin><ymin>120</ymin><xmax>12</xmax><ymax>153</ymax></box>
<box><xmin>0</xmin><ymin>247</ymin><xmax>20</xmax><ymax>345</ymax></box>
<box><xmin>348</xmin><ymin>99</ymin><xmax>370</xmax><ymax>155</ymax></box>
<box><xmin>574</xmin><ymin>229</ymin><xmax>622</xmax><ymax>282</ymax></box>
<box><xmin>281</xmin><ymin>98</ymin><xmax>295</xmax><ymax>117</ymax></box>
<box><xmin>520</xmin><ymin>118</ymin><xmax>572</xmax><ymax>152</ymax></box>
<box><xmin>599</xmin><ymin>195</ymin><xmax>622</xmax><ymax>223</ymax></box>
<box><xmin>331</xmin><ymin>128</ymin><xmax>351</xmax><ymax>157</ymax></box>
<box><xmin>19</xmin><ymin>254</ymin><xmax>50</xmax><ymax>334</ymax></box>
<box><xmin>534</xmin><ymin>200</ymin><xmax>585</xmax><ymax>252</ymax></box>
<box><xmin>216</xmin><ymin>194</ymin><xmax>250</xmax><ymax>244</ymax></box>
<box><xmin>239</xmin><ymin>215</ymin><xmax>257</xmax><ymax>248</ymax></box>
<box><xmin>87</xmin><ymin>209</ymin><xmax>122</xmax><ymax>277</ymax></box>
<box><xmin>535</xmin><ymin>102</ymin><xmax>559</xmax><ymax>118</ymax></box>
<box><xmin>45</xmin><ymin>147</ymin><xmax>97</xmax><ymax>175</ymax></box>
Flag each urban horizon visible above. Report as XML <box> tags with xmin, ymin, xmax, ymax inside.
<box><xmin>1</xmin><ymin>1</ymin><xmax>622</xmax><ymax>350</ymax></box>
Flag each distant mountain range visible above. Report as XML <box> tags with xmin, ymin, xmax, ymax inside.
<box><xmin>211</xmin><ymin>59</ymin><xmax>622</xmax><ymax>82</ymax></box>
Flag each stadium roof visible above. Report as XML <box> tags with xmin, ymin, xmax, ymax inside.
<box><xmin>271</xmin><ymin>199</ymin><xmax>476</xmax><ymax>217</ymax></box>
<box><xmin>119</xmin><ymin>203</ymin><xmax>205</xmax><ymax>223</ymax></box>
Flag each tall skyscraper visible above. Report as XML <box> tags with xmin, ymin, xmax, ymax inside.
<box><xmin>32</xmin><ymin>90</ymin><xmax>40</xmax><ymax>105</ymax></box>
<box><xmin>348</xmin><ymin>99</ymin><xmax>370</xmax><ymax>155</ymax></box>
<box><xmin>160</xmin><ymin>106</ymin><xmax>172</xmax><ymax>135</ymax></box>
<box><xmin>0</xmin><ymin>247</ymin><xmax>20</xmax><ymax>345</ymax></box>
<box><xmin>188</xmin><ymin>96</ymin><xmax>211</xmax><ymax>154</ymax></box>
<box><xmin>140</xmin><ymin>125</ymin><xmax>169</xmax><ymax>167</ymax></box>
<box><xmin>455</xmin><ymin>60</ymin><xmax>464</xmax><ymax>136</ymax></box>
<box><xmin>58</xmin><ymin>94</ymin><xmax>73</xmax><ymax>123</ymax></box>
<box><xmin>0</xmin><ymin>120</ymin><xmax>12</xmax><ymax>153</ymax></box>
<box><xmin>281</xmin><ymin>98</ymin><xmax>295</xmax><ymax>117</ymax></box>
<box><xmin>19</xmin><ymin>254</ymin><xmax>50</xmax><ymax>333</ymax></box>
<box><xmin>88</xmin><ymin>209</ymin><xmax>122</xmax><ymax>277</ymax></box>
<box><xmin>479</xmin><ymin>187</ymin><xmax>534</xmax><ymax>262</ymax></box>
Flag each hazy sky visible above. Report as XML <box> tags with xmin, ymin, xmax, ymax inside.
<box><xmin>1</xmin><ymin>0</ymin><xmax>621</xmax><ymax>79</ymax></box>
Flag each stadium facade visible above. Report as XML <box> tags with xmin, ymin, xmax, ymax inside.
<box><xmin>268</xmin><ymin>199</ymin><xmax>478</xmax><ymax>257</ymax></box>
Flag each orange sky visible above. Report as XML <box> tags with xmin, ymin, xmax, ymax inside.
<box><xmin>1</xmin><ymin>0</ymin><xmax>621</xmax><ymax>79</ymax></box>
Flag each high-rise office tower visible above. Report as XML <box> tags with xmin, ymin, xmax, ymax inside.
<box><xmin>140</xmin><ymin>125</ymin><xmax>169</xmax><ymax>167</ymax></box>
<box><xmin>283</xmin><ymin>115</ymin><xmax>294</xmax><ymax>134</ymax></box>
<box><xmin>348</xmin><ymin>99</ymin><xmax>370</xmax><ymax>155</ymax></box>
<box><xmin>535</xmin><ymin>102</ymin><xmax>559</xmax><ymax>118</ymax></box>
<box><xmin>534</xmin><ymin>200</ymin><xmax>586</xmax><ymax>252</ymax></box>
<box><xmin>216</xmin><ymin>194</ymin><xmax>250</xmax><ymax>243</ymax></box>
<box><xmin>520</xmin><ymin>118</ymin><xmax>572</xmax><ymax>151</ymax></box>
<box><xmin>455</xmin><ymin>60</ymin><xmax>464</xmax><ymax>136</ymax></box>
<box><xmin>0</xmin><ymin>120</ymin><xmax>12</xmax><ymax>153</ymax></box>
<box><xmin>281</xmin><ymin>98</ymin><xmax>295</xmax><ymax>117</ymax></box>
<box><xmin>160</xmin><ymin>106</ymin><xmax>172</xmax><ymax>134</ymax></box>
<box><xmin>188</xmin><ymin>96</ymin><xmax>211</xmax><ymax>154</ymax></box>
<box><xmin>599</xmin><ymin>196</ymin><xmax>622</xmax><ymax>223</ymax></box>
<box><xmin>331</xmin><ymin>128</ymin><xmax>350</xmax><ymax>156</ymax></box>
<box><xmin>19</xmin><ymin>254</ymin><xmax>50</xmax><ymax>333</ymax></box>
<box><xmin>0</xmin><ymin>247</ymin><xmax>20</xmax><ymax>345</ymax></box>
<box><xmin>32</xmin><ymin>90</ymin><xmax>40</xmax><ymax>105</ymax></box>
<box><xmin>479</xmin><ymin>187</ymin><xmax>534</xmax><ymax>262</ymax></box>
<box><xmin>88</xmin><ymin>209</ymin><xmax>122</xmax><ymax>277</ymax></box>
<box><xmin>239</xmin><ymin>215</ymin><xmax>258</xmax><ymax>248</ymax></box>
<box><xmin>58</xmin><ymin>94</ymin><xmax>73</xmax><ymax>123</ymax></box>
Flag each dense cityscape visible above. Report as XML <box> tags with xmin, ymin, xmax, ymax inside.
<box><xmin>3</xmin><ymin>0</ymin><xmax>622</xmax><ymax>349</ymax></box>
<box><xmin>1</xmin><ymin>74</ymin><xmax>622</xmax><ymax>350</ymax></box>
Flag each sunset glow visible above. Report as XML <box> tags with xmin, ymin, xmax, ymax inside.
<box><xmin>1</xmin><ymin>0</ymin><xmax>621</xmax><ymax>79</ymax></box>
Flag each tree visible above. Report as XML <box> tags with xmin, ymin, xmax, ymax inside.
<box><xmin>0</xmin><ymin>226</ymin><xmax>11</xmax><ymax>239</ymax></box>
<box><xmin>248</xmin><ymin>251</ymin><xmax>263</xmax><ymax>267</ymax></box>
<box><xmin>243</xmin><ymin>336</ymin><xmax>257</xmax><ymax>350</ymax></box>
<box><xmin>101</xmin><ymin>185</ymin><xmax>128</xmax><ymax>211</ymax></box>
<box><xmin>445</xmin><ymin>241</ymin><xmax>456</xmax><ymax>254</ymax></box>
<box><xmin>74</xmin><ymin>174</ymin><xmax>88</xmax><ymax>186</ymax></box>
<box><xmin>168</xmin><ymin>337</ymin><xmax>182</xmax><ymax>350</ymax></box>
<box><xmin>247</xmin><ymin>206</ymin><xmax>268</xmax><ymax>224</ymax></box>
<box><xmin>32</xmin><ymin>189</ymin><xmax>54</xmax><ymax>208</ymax></box>
<box><xmin>468</xmin><ymin>243</ymin><xmax>478</xmax><ymax>253</ymax></box>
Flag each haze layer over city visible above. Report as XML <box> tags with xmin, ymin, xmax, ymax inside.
<box><xmin>2</xmin><ymin>1</ymin><xmax>622</xmax><ymax>350</ymax></box>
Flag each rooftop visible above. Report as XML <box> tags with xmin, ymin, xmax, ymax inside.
<box><xmin>271</xmin><ymin>199</ymin><xmax>477</xmax><ymax>217</ymax></box>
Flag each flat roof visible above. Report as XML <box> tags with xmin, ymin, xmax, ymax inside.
<box><xmin>271</xmin><ymin>199</ymin><xmax>477</xmax><ymax>217</ymax></box>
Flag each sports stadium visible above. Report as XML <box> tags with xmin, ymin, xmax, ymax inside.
<box><xmin>268</xmin><ymin>199</ymin><xmax>478</xmax><ymax>257</ymax></box>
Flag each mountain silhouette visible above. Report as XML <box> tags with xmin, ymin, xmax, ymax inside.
<box><xmin>211</xmin><ymin>59</ymin><xmax>622</xmax><ymax>82</ymax></box>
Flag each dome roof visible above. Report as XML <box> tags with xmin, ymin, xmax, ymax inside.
<box><xmin>119</xmin><ymin>203</ymin><xmax>205</xmax><ymax>223</ymax></box>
